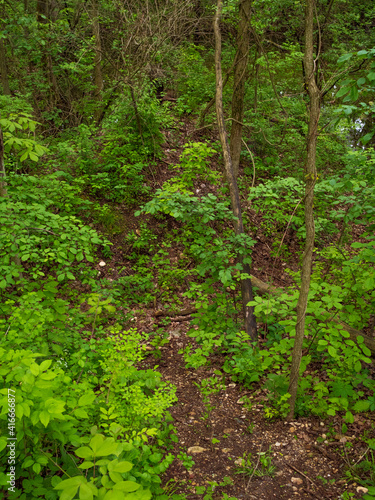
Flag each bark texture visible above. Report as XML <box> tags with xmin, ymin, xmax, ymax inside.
<box><xmin>214</xmin><ymin>0</ymin><xmax>257</xmax><ymax>341</ymax></box>
<box><xmin>230</xmin><ymin>0</ymin><xmax>252</xmax><ymax>178</ymax></box>
<box><xmin>287</xmin><ymin>0</ymin><xmax>320</xmax><ymax>420</ymax></box>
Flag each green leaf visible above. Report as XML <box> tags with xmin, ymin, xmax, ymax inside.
<box><xmin>113</xmin><ymin>481</ymin><xmax>140</xmax><ymax>492</ymax></box>
<box><xmin>78</xmin><ymin>461</ymin><xmax>95</xmax><ymax>469</ymax></box>
<box><xmin>55</xmin><ymin>476</ymin><xmax>86</xmax><ymax>490</ymax></box>
<box><xmin>327</xmin><ymin>346</ymin><xmax>336</xmax><ymax>357</ymax></box>
<box><xmin>96</xmin><ymin>440</ymin><xmax>119</xmax><ymax>457</ymax></box>
<box><xmin>74</xmin><ymin>408</ymin><xmax>88</xmax><ymax>419</ymax></box>
<box><xmin>40</xmin><ymin>360</ymin><xmax>52</xmax><ymax>371</ymax></box>
<box><xmin>78</xmin><ymin>393</ymin><xmax>96</xmax><ymax>407</ymax></box>
<box><xmin>354</xmin><ymin>360</ymin><xmax>362</xmax><ymax>372</ymax></box>
<box><xmin>353</xmin><ymin>400</ymin><xmax>370</xmax><ymax>412</ymax></box>
<box><xmin>29</xmin><ymin>152</ymin><xmax>39</xmax><ymax>162</ymax></box>
<box><xmin>33</xmin><ymin>463</ymin><xmax>41</xmax><ymax>474</ymax></box>
<box><xmin>349</xmin><ymin>86</ymin><xmax>359</xmax><ymax>101</ymax></box>
<box><xmin>89</xmin><ymin>434</ymin><xmax>104</xmax><ymax>454</ymax></box>
<box><xmin>39</xmin><ymin>410</ymin><xmax>50</xmax><ymax>427</ymax></box>
<box><xmin>103</xmin><ymin>491</ymin><xmax>124</xmax><ymax>500</ymax></box>
<box><xmin>360</xmin><ymin>133</ymin><xmax>374</xmax><ymax>145</ymax></box>
<box><xmin>79</xmin><ymin>482</ymin><xmax>96</xmax><ymax>500</ymax></box>
<box><xmin>75</xmin><ymin>447</ymin><xmax>93</xmax><ymax>459</ymax></box>
<box><xmin>344</xmin><ymin>411</ymin><xmax>354</xmax><ymax>424</ymax></box>
<box><xmin>357</xmin><ymin>77</ymin><xmax>366</xmax><ymax>86</ymax></box>
<box><xmin>338</xmin><ymin>53</ymin><xmax>352</xmax><ymax>64</ymax></box>
<box><xmin>336</xmin><ymin>87</ymin><xmax>349</xmax><ymax>98</ymax></box>
<box><xmin>111</xmin><ymin>461</ymin><xmax>133</xmax><ymax>473</ymax></box>
<box><xmin>30</xmin><ymin>363</ymin><xmax>40</xmax><ymax>376</ymax></box>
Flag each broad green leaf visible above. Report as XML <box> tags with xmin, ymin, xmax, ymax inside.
<box><xmin>78</xmin><ymin>393</ymin><xmax>96</xmax><ymax>406</ymax></box>
<box><xmin>344</xmin><ymin>411</ymin><xmax>354</xmax><ymax>424</ymax></box>
<box><xmin>79</xmin><ymin>482</ymin><xmax>96</xmax><ymax>500</ymax></box>
<box><xmin>113</xmin><ymin>481</ymin><xmax>140</xmax><ymax>492</ymax></box>
<box><xmin>40</xmin><ymin>359</ymin><xmax>52</xmax><ymax>371</ymax></box>
<box><xmin>108</xmin><ymin>471</ymin><xmax>123</xmax><ymax>483</ymax></box>
<box><xmin>74</xmin><ymin>408</ymin><xmax>88</xmax><ymax>419</ymax></box>
<box><xmin>60</xmin><ymin>486</ymin><xmax>80</xmax><ymax>500</ymax></box>
<box><xmin>360</xmin><ymin>133</ymin><xmax>374</xmax><ymax>145</ymax></box>
<box><xmin>30</xmin><ymin>363</ymin><xmax>40</xmax><ymax>376</ymax></box>
<box><xmin>75</xmin><ymin>447</ymin><xmax>93</xmax><ymax>459</ymax></box>
<box><xmin>96</xmin><ymin>440</ymin><xmax>119</xmax><ymax>457</ymax></box>
<box><xmin>353</xmin><ymin>400</ymin><xmax>370</xmax><ymax>412</ymax></box>
<box><xmin>327</xmin><ymin>346</ymin><xmax>336</xmax><ymax>357</ymax></box>
<box><xmin>78</xmin><ymin>461</ymin><xmax>95</xmax><ymax>469</ymax></box>
<box><xmin>89</xmin><ymin>434</ymin><xmax>104</xmax><ymax>454</ymax></box>
<box><xmin>55</xmin><ymin>476</ymin><xmax>86</xmax><ymax>490</ymax></box>
<box><xmin>336</xmin><ymin>87</ymin><xmax>349</xmax><ymax>98</ymax></box>
<box><xmin>39</xmin><ymin>410</ymin><xmax>50</xmax><ymax>427</ymax></box>
<box><xmin>103</xmin><ymin>491</ymin><xmax>123</xmax><ymax>500</ymax></box>
<box><xmin>29</xmin><ymin>152</ymin><xmax>39</xmax><ymax>162</ymax></box>
<box><xmin>338</xmin><ymin>53</ymin><xmax>352</xmax><ymax>64</ymax></box>
<box><xmin>110</xmin><ymin>461</ymin><xmax>133</xmax><ymax>473</ymax></box>
<box><xmin>349</xmin><ymin>86</ymin><xmax>359</xmax><ymax>101</ymax></box>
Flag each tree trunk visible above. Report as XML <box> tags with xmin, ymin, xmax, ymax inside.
<box><xmin>0</xmin><ymin>126</ymin><xmax>8</xmax><ymax>198</ymax></box>
<box><xmin>230</xmin><ymin>0</ymin><xmax>252</xmax><ymax>178</ymax></box>
<box><xmin>214</xmin><ymin>0</ymin><xmax>257</xmax><ymax>341</ymax></box>
<box><xmin>0</xmin><ymin>39</ymin><xmax>10</xmax><ymax>96</ymax></box>
<box><xmin>287</xmin><ymin>0</ymin><xmax>320</xmax><ymax>420</ymax></box>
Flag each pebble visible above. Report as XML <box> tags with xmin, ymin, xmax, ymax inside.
<box><xmin>291</xmin><ymin>477</ymin><xmax>303</xmax><ymax>485</ymax></box>
<box><xmin>357</xmin><ymin>487</ymin><xmax>369</xmax><ymax>494</ymax></box>
<box><xmin>187</xmin><ymin>446</ymin><xmax>206</xmax><ymax>454</ymax></box>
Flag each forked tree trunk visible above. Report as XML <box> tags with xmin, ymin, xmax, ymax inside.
<box><xmin>230</xmin><ymin>0</ymin><xmax>252</xmax><ymax>178</ymax></box>
<box><xmin>287</xmin><ymin>0</ymin><xmax>320</xmax><ymax>420</ymax></box>
<box><xmin>214</xmin><ymin>0</ymin><xmax>257</xmax><ymax>341</ymax></box>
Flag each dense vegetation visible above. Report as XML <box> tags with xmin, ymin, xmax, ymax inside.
<box><xmin>0</xmin><ymin>0</ymin><xmax>375</xmax><ymax>498</ymax></box>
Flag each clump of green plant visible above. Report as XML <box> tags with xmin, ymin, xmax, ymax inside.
<box><xmin>344</xmin><ymin>438</ymin><xmax>375</xmax><ymax>490</ymax></box>
<box><xmin>177</xmin><ymin>451</ymin><xmax>195</xmax><ymax>471</ymax></box>
<box><xmin>235</xmin><ymin>447</ymin><xmax>275</xmax><ymax>479</ymax></box>
<box><xmin>194</xmin><ymin>371</ymin><xmax>226</xmax><ymax>422</ymax></box>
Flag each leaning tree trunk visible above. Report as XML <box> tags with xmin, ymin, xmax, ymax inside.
<box><xmin>287</xmin><ymin>0</ymin><xmax>320</xmax><ymax>420</ymax></box>
<box><xmin>230</xmin><ymin>0</ymin><xmax>252</xmax><ymax>178</ymax></box>
<box><xmin>214</xmin><ymin>0</ymin><xmax>257</xmax><ymax>341</ymax></box>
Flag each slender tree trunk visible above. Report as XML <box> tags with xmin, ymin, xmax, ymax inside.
<box><xmin>0</xmin><ymin>126</ymin><xmax>8</xmax><ymax>198</ymax></box>
<box><xmin>214</xmin><ymin>0</ymin><xmax>257</xmax><ymax>341</ymax></box>
<box><xmin>230</xmin><ymin>0</ymin><xmax>252</xmax><ymax>178</ymax></box>
<box><xmin>0</xmin><ymin>39</ymin><xmax>10</xmax><ymax>96</ymax></box>
<box><xmin>287</xmin><ymin>0</ymin><xmax>320</xmax><ymax>420</ymax></box>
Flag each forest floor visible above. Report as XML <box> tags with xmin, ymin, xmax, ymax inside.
<box><xmin>91</xmin><ymin>124</ymin><xmax>374</xmax><ymax>500</ymax></box>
